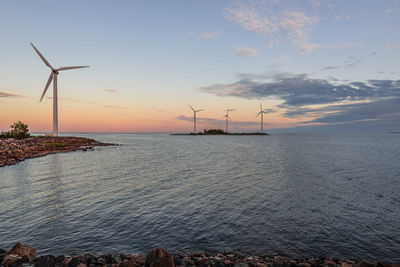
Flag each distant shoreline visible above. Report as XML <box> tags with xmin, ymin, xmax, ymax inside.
<box><xmin>0</xmin><ymin>136</ymin><xmax>114</xmax><ymax>168</ymax></box>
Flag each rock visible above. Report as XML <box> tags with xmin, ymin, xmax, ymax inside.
<box><xmin>35</xmin><ymin>255</ymin><xmax>56</xmax><ymax>267</ymax></box>
<box><xmin>67</xmin><ymin>256</ymin><xmax>81</xmax><ymax>267</ymax></box>
<box><xmin>342</xmin><ymin>262</ymin><xmax>353</xmax><ymax>267</ymax></box>
<box><xmin>359</xmin><ymin>261</ymin><xmax>374</xmax><ymax>267</ymax></box>
<box><xmin>145</xmin><ymin>248</ymin><xmax>175</xmax><ymax>267</ymax></box>
<box><xmin>273</xmin><ymin>256</ymin><xmax>289</xmax><ymax>267</ymax></box>
<box><xmin>2</xmin><ymin>254</ymin><xmax>22</xmax><ymax>267</ymax></box>
<box><xmin>325</xmin><ymin>260</ymin><xmax>337</xmax><ymax>267</ymax></box>
<box><xmin>7</xmin><ymin>243</ymin><xmax>36</xmax><ymax>262</ymax></box>
<box><xmin>376</xmin><ymin>263</ymin><xmax>398</xmax><ymax>267</ymax></box>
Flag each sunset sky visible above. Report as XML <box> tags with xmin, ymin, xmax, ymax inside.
<box><xmin>1</xmin><ymin>0</ymin><xmax>399</xmax><ymax>133</ymax></box>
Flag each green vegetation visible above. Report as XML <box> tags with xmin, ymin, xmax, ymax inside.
<box><xmin>203</xmin><ymin>129</ymin><xmax>226</xmax><ymax>135</ymax></box>
<box><xmin>0</xmin><ymin>121</ymin><xmax>31</xmax><ymax>139</ymax></box>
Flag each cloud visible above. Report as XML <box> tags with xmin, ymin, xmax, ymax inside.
<box><xmin>0</xmin><ymin>91</ymin><xmax>26</xmax><ymax>98</ymax></box>
<box><xmin>235</xmin><ymin>47</ymin><xmax>259</xmax><ymax>57</ymax></box>
<box><xmin>104</xmin><ymin>89</ymin><xmax>118</xmax><ymax>93</ymax></box>
<box><xmin>386</xmin><ymin>43</ymin><xmax>400</xmax><ymax>48</ymax></box>
<box><xmin>225</xmin><ymin>3</ymin><xmax>279</xmax><ymax>34</ymax></box>
<box><xmin>185</xmin><ymin>31</ymin><xmax>195</xmax><ymax>35</ymax></box>
<box><xmin>280</xmin><ymin>11</ymin><xmax>320</xmax><ymax>53</ymax></box>
<box><xmin>45</xmin><ymin>96</ymin><xmax>97</xmax><ymax>105</ymax></box>
<box><xmin>370</xmin><ymin>51</ymin><xmax>378</xmax><ymax>56</ymax></box>
<box><xmin>344</xmin><ymin>56</ymin><xmax>362</xmax><ymax>67</ymax></box>
<box><xmin>202</xmin><ymin>71</ymin><xmax>400</xmax><ymax>130</ymax></box>
<box><xmin>224</xmin><ymin>1</ymin><xmax>320</xmax><ymax>53</ymax></box>
<box><xmin>324</xmin><ymin>42</ymin><xmax>363</xmax><ymax>48</ymax></box>
<box><xmin>201</xmin><ymin>72</ymin><xmax>400</xmax><ymax>108</ymax></box>
<box><xmin>321</xmin><ymin>66</ymin><xmax>340</xmax><ymax>71</ymax></box>
<box><xmin>103</xmin><ymin>105</ymin><xmax>127</xmax><ymax>110</ymax></box>
<box><xmin>294</xmin><ymin>98</ymin><xmax>400</xmax><ymax>125</ymax></box>
<box><xmin>200</xmin><ymin>31</ymin><xmax>219</xmax><ymax>39</ymax></box>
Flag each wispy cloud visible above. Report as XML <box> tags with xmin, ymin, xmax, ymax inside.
<box><xmin>321</xmin><ymin>66</ymin><xmax>340</xmax><ymax>71</ymax></box>
<box><xmin>45</xmin><ymin>96</ymin><xmax>97</xmax><ymax>105</ymax></box>
<box><xmin>200</xmin><ymin>31</ymin><xmax>219</xmax><ymax>39</ymax></box>
<box><xmin>281</xmin><ymin>11</ymin><xmax>320</xmax><ymax>53</ymax></box>
<box><xmin>321</xmin><ymin>55</ymin><xmax>362</xmax><ymax>71</ymax></box>
<box><xmin>235</xmin><ymin>47</ymin><xmax>259</xmax><ymax>57</ymax></box>
<box><xmin>386</xmin><ymin>43</ymin><xmax>400</xmax><ymax>49</ymax></box>
<box><xmin>103</xmin><ymin>105</ymin><xmax>127</xmax><ymax>110</ymax></box>
<box><xmin>0</xmin><ymin>91</ymin><xmax>26</xmax><ymax>98</ymax></box>
<box><xmin>344</xmin><ymin>56</ymin><xmax>362</xmax><ymax>67</ymax></box>
<box><xmin>324</xmin><ymin>42</ymin><xmax>363</xmax><ymax>48</ymax></box>
<box><xmin>185</xmin><ymin>30</ymin><xmax>195</xmax><ymax>35</ymax></box>
<box><xmin>104</xmin><ymin>89</ymin><xmax>118</xmax><ymax>93</ymax></box>
<box><xmin>225</xmin><ymin>1</ymin><xmax>320</xmax><ymax>53</ymax></box>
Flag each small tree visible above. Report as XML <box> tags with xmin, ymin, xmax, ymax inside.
<box><xmin>0</xmin><ymin>121</ymin><xmax>31</xmax><ymax>139</ymax></box>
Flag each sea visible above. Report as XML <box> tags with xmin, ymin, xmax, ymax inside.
<box><xmin>1</xmin><ymin>133</ymin><xmax>399</xmax><ymax>262</ymax></box>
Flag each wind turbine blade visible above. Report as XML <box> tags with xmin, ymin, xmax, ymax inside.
<box><xmin>196</xmin><ymin>109</ymin><xmax>204</xmax><ymax>112</ymax></box>
<box><xmin>260</xmin><ymin>103</ymin><xmax>262</xmax><ymax>111</ymax></box>
<box><xmin>56</xmin><ymin>66</ymin><xmax>90</xmax><ymax>71</ymax></box>
<box><xmin>40</xmin><ymin>73</ymin><xmax>53</xmax><ymax>102</ymax></box>
<box><xmin>189</xmin><ymin>105</ymin><xmax>195</xmax><ymax>112</ymax></box>
<box><xmin>30</xmin><ymin>43</ymin><xmax>54</xmax><ymax>70</ymax></box>
<box><xmin>256</xmin><ymin>111</ymin><xmax>261</xmax><ymax>117</ymax></box>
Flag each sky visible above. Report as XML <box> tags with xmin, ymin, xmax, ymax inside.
<box><xmin>0</xmin><ymin>0</ymin><xmax>399</xmax><ymax>133</ymax></box>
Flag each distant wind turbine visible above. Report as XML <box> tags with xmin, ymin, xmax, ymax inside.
<box><xmin>30</xmin><ymin>43</ymin><xmax>89</xmax><ymax>136</ymax></box>
<box><xmin>189</xmin><ymin>105</ymin><xmax>203</xmax><ymax>133</ymax></box>
<box><xmin>224</xmin><ymin>108</ymin><xmax>236</xmax><ymax>133</ymax></box>
<box><xmin>257</xmin><ymin>103</ymin><xmax>267</xmax><ymax>133</ymax></box>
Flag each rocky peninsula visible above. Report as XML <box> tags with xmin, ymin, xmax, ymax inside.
<box><xmin>0</xmin><ymin>243</ymin><xmax>398</xmax><ymax>267</ymax></box>
<box><xmin>0</xmin><ymin>136</ymin><xmax>113</xmax><ymax>167</ymax></box>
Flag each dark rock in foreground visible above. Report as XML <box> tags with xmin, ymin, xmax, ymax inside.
<box><xmin>1</xmin><ymin>243</ymin><xmax>399</xmax><ymax>267</ymax></box>
<box><xmin>0</xmin><ymin>136</ymin><xmax>114</xmax><ymax>167</ymax></box>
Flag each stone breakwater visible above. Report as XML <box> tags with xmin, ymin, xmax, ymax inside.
<box><xmin>0</xmin><ymin>243</ymin><xmax>399</xmax><ymax>267</ymax></box>
<box><xmin>0</xmin><ymin>136</ymin><xmax>114</xmax><ymax>167</ymax></box>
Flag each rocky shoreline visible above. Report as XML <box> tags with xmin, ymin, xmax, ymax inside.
<box><xmin>0</xmin><ymin>243</ymin><xmax>398</xmax><ymax>267</ymax></box>
<box><xmin>0</xmin><ymin>136</ymin><xmax>114</xmax><ymax>167</ymax></box>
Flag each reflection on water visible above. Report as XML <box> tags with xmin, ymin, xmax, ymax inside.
<box><xmin>0</xmin><ymin>133</ymin><xmax>400</xmax><ymax>262</ymax></box>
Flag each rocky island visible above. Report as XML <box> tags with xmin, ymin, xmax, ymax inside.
<box><xmin>0</xmin><ymin>136</ymin><xmax>113</xmax><ymax>167</ymax></box>
<box><xmin>172</xmin><ymin>129</ymin><xmax>269</xmax><ymax>136</ymax></box>
<box><xmin>0</xmin><ymin>243</ymin><xmax>398</xmax><ymax>267</ymax></box>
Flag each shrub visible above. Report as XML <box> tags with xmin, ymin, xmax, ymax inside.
<box><xmin>0</xmin><ymin>121</ymin><xmax>31</xmax><ymax>139</ymax></box>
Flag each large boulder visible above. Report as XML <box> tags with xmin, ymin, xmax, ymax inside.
<box><xmin>145</xmin><ymin>248</ymin><xmax>174</xmax><ymax>267</ymax></box>
<box><xmin>2</xmin><ymin>254</ymin><xmax>29</xmax><ymax>267</ymax></box>
<box><xmin>7</xmin><ymin>243</ymin><xmax>36</xmax><ymax>262</ymax></box>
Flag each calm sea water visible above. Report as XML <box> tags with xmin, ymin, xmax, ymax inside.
<box><xmin>1</xmin><ymin>133</ymin><xmax>400</xmax><ymax>261</ymax></box>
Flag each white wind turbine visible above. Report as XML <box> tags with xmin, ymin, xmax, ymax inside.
<box><xmin>257</xmin><ymin>103</ymin><xmax>267</xmax><ymax>133</ymax></box>
<box><xmin>189</xmin><ymin>105</ymin><xmax>203</xmax><ymax>133</ymax></box>
<box><xmin>31</xmin><ymin>43</ymin><xmax>89</xmax><ymax>136</ymax></box>
<box><xmin>223</xmin><ymin>108</ymin><xmax>235</xmax><ymax>133</ymax></box>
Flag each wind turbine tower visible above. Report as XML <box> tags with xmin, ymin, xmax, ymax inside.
<box><xmin>224</xmin><ymin>108</ymin><xmax>235</xmax><ymax>133</ymax></box>
<box><xmin>30</xmin><ymin>43</ymin><xmax>89</xmax><ymax>136</ymax></box>
<box><xmin>189</xmin><ymin>105</ymin><xmax>203</xmax><ymax>133</ymax></box>
<box><xmin>257</xmin><ymin>104</ymin><xmax>267</xmax><ymax>133</ymax></box>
